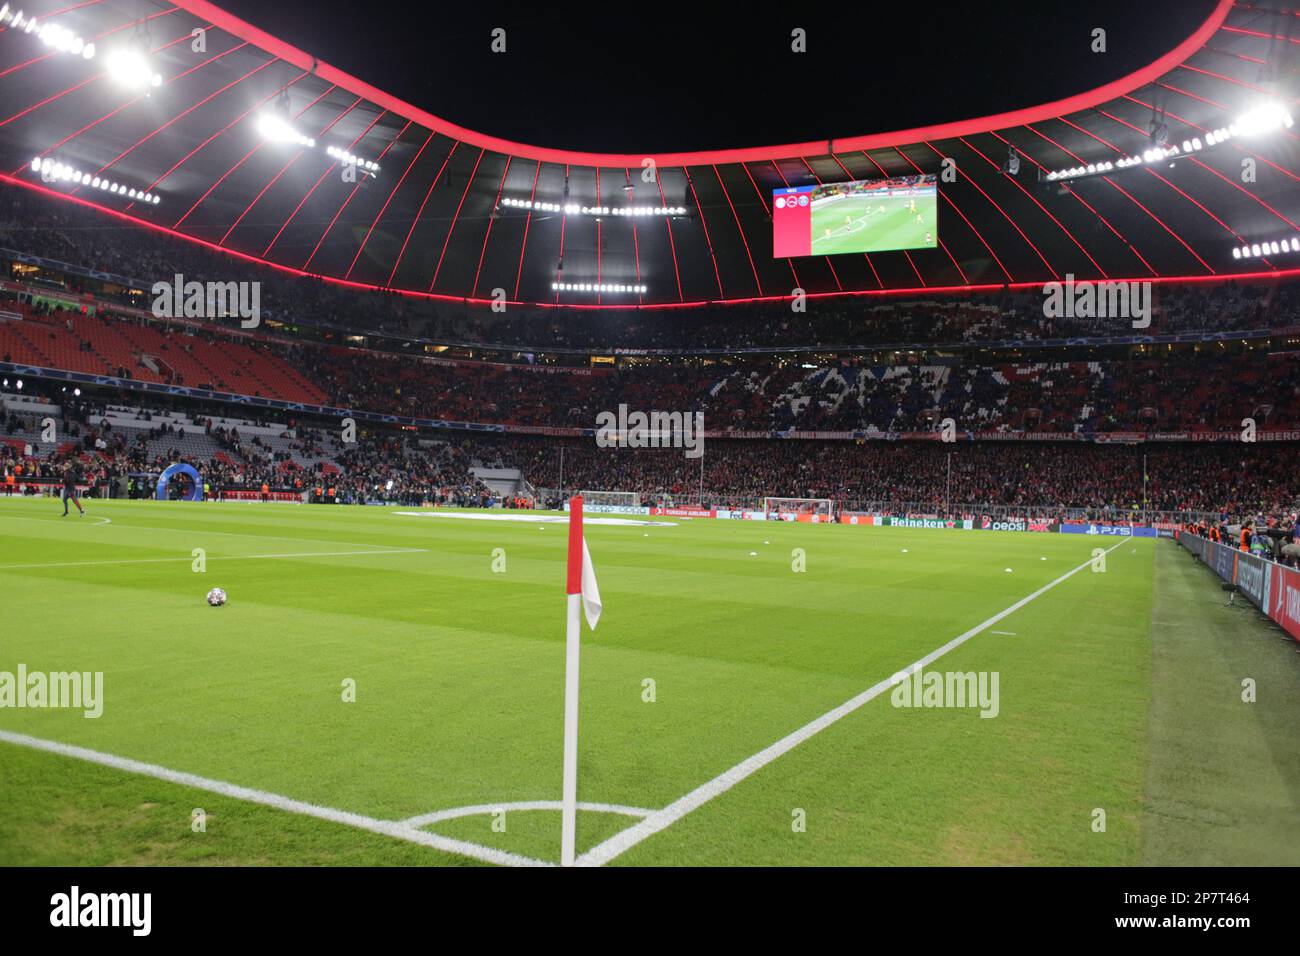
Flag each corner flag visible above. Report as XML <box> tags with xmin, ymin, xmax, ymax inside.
<box><xmin>561</xmin><ymin>496</ymin><xmax>600</xmax><ymax>866</ymax></box>
<box><xmin>567</xmin><ymin>497</ymin><xmax>602</xmax><ymax>631</ymax></box>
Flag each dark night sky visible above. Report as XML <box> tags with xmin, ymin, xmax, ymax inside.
<box><xmin>217</xmin><ymin>0</ymin><xmax>1219</xmax><ymax>154</ymax></box>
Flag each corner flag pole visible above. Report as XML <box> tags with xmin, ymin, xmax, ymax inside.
<box><xmin>561</xmin><ymin>495</ymin><xmax>584</xmax><ymax>866</ymax></box>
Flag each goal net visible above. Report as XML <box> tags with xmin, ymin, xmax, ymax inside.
<box><xmin>580</xmin><ymin>490</ymin><xmax>641</xmax><ymax>508</ymax></box>
<box><xmin>763</xmin><ymin>497</ymin><xmax>835</xmax><ymax>522</ymax></box>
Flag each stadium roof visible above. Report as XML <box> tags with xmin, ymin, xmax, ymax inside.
<box><xmin>0</xmin><ymin>0</ymin><xmax>1297</xmax><ymax>308</ymax></box>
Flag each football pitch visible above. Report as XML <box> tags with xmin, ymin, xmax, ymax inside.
<box><xmin>2</xmin><ymin>497</ymin><xmax>1298</xmax><ymax>867</ymax></box>
<box><xmin>810</xmin><ymin>194</ymin><xmax>938</xmax><ymax>255</ymax></box>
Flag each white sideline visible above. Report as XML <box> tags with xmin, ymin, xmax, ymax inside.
<box><xmin>574</xmin><ymin>538</ymin><xmax>1130</xmax><ymax>867</ymax></box>
<box><xmin>0</xmin><ymin>509</ymin><xmax>422</xmax><ymax>551</ymax></box>
<box><xmin>0</xmin><ymin>729</ymin><xmax>549</xmax><ymax>868</ymax></box>
<box><xmin>0</xmin><ymin>549</ymin><xmax>426</xmax><ymax>571</ymax></box>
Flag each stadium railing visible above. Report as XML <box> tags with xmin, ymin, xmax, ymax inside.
<box><xmin>1175</xmin><ymin>531</ymin><xmax>1300</xmax><ymax>642</ymax></box>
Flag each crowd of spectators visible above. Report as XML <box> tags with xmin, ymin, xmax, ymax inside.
<box><xmin>1182</xmin><ymin>514</ymin><xmax>1300</xmax><ymax>567</ymax></box>
<box><xmin>1</xmin><ymin>392</ymin><xmax>489</xmax><ymax>506</ymax></box>
<box><xmin>252</xmin><ymin>344</ymin><xmax>1300</xmax><ymax>436</ymax></box>
<box><xmin>4</xmin><ymin>383</ymin><xmax>1297</xmax><ymax>554</ymax></box>
<box><xmin>7</xmin><ymin>299</ymin><xmax>1297</xmax><ymax>436</ymax></box>
<box><xmin>491</xmin><ymin>434</ymin><xmax>1296</xmax><ymax>517</ymax></box>
<box><xmin>2</xmin><ymin>181</ymin><xmax>1296</xmax><ymax>539</ymax></box>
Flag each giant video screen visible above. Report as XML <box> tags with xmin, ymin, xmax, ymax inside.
<box><xmin>773</xmin><ymin>173</ymin><xmax>938</xmax><ymax>258</ymax></box>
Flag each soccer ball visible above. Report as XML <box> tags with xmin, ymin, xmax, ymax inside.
<box><xmin>206</xmin><ymin>588</ymin><xmax>227</xmax><ymax>607</ymax></box>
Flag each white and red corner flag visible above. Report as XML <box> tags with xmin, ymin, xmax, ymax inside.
<box><xmin>561</xmin><ymin>495</ymin><xmax>600</xmax><ymax>866</ymax></box>
<box><xmin>566</xmin><ymin>496</ymin><xmax>602</xmax><ymax>630</ymax></box>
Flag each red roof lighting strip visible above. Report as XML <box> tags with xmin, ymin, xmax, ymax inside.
<box><xmin>302</xmin><ymin>118</ymin><xmax>410</xmax><ymax>270</ymax></box>
<box><xmin>959</xmin><ymin>135</ymin><xmax>1108</xmax><ymax>278</ymax></box>
<box><xmin>711</xmin><ymin>163</ymin><xmax>763</xmax><ymax>296</ymax></box>
<box><xmin>925</xmin><ymin>140</ymin><xmax>1055</xmax><ymax>275</ymax></box>
<box><xmin>627</xmin><ymin>167</ymin><xmax>644</xmax><ymax>306</ymax></box>
<box><xmin>389</xmin><ymin>138</ymin><xmax>458</xmax><ymax>288</ymax></box>
<box><xmin>1092</xmin><ymin>106</ymin><xmax>1268</xmax><ymax>253</ymax></box>
<box><xmin>220</xmin><ymin>93</ymin><xmax>362</xmax><ymax>246</ymax></box>
<box><xmin>428</xmin><ymin>146</ymin><xmax>484</xmax><ymax>291</ymax></box>
<box><xmin>7</xmin><ymin>172</ymin><xmax>1299</xmax><ymax>311</ymax></box>
<box><xmin>346</xmin><ymin>128</ymin><xmax>434</xmax><ymax>279</ymax></box>
<box><xmin>651</xmin><ymin>166</ymin><xmax>683</xmax><ymax>301</ymax></box>
<box><xmin>1054</xmin><ymin>116</ymin><xmax>1215</xmax><ymax>273</ymax></box>
<box><xmin>510</xmin><ymin>158</ymin><xmax>539</xmax><ymax>300</ymax></box>
<box><xmin>263</xmin><ymin>108</ymin><xmax>387</xmax><ymax>258</ymax></box>
<box><xmin>738</xmin><ymin>160</ymin><xmax>802</xmax><ymax>292</ymax></box>
<box><xmin>1014</xmin><ymin>125</ymin><xmax>1159</xmax><ymax>277</ymax></box>
<box><xmin>173</xmin><ymin>81</ymin><xmax>336</xmax><ymax>229</ymax></box>
<box><xmin>80</xmin><ymin>45</ymin><xmax>265</xmax><ymax>180</ymax></box>
<box><xmin>685</xmin><ymin>170</ymin><xmax>724</xmax><ymax>299</ymax></box>
<box><xmin>126</xmin><ymin>67</ymin><xmax>310</xmax><ymax>212</ymax></box>
<box><xmin>472</xmin><ymin>154</ymin><xmax>512</xmax><ymax>296</ymax></box>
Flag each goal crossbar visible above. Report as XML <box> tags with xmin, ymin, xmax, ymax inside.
<box><xmin>763</xmin><ymin>497</ymin><xmax>834</xmax><ymax>519</ymax></box>
<box><xmin>579</xmin><ymin>490</ymin><xmax>641</xmax><ymax>507</ymax></box>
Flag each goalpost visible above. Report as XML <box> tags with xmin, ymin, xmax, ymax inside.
<box><xmin>762</xmin><ymin>497</ymin><xmax>835</xmax><ymax>522</ymax></box>
<box><xmin>579</xmin><ymin>490</ymin><xmax>641</xmax><ymax>508</ymax></box>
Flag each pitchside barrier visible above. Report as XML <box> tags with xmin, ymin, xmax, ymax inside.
<box><xmin>1176</xmin><ymin>531</ymin><xmax>1300</xmax><ymax>643</ymax></box>
<box><xmin>538</xmin><ymin>490</ymin><xmax>1216</xmax><ymax>527</ymax></box>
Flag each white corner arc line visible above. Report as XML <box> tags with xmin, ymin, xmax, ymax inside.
<box><xmin>0</xmin><ymin>730</ymin><xmax>548</xmax><ymax>868</ymax></box>
<box><xmin>402</xmin><ymin>801</ymin><xmax>653</xmax><ymax>828</ymax></box>
<box><xmin>0</xmin><ymin>514</ymin><xmax>110</xmax><ymax>525</ymax></box>
<box><xmin>575</xmin><ymin>539</ymin><xmax>1129</xmax><ymax>867</ymax></box>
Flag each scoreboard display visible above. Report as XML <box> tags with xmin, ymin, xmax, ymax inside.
<box><xmin>773</xmin><ymin>173</ymin><xmax>938</xmax><ymax>258</ymax></box>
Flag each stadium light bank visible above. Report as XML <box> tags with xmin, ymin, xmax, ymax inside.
<box><xmin>1040</xmin><ymin>101</ymin><xmax>1293</xmax><ymax>185</ymax></box>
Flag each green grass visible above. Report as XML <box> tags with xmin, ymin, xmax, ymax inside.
<box><xmin>0</xmin><ymin>496</ymin><xmax>1295</xmax><ymax>866</ymax></box>
<box><xmin>1142</xmin><ymin>544</ymin><xmax>1300</xmax><ymax>865</ymax></box>
<box><xmin>811</xmin><ymin>194</ymin><xmax>937</xmax><ymax>255</ymax></box>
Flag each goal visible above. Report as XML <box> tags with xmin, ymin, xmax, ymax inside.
<box><xmin>762</xmin><ymin>497</ymin><xmax>835</xmax><ymax>522</ymax></box>
<box><xmin>579</xmin><ymin>490</ymin><xmax>641</xmax><ymax>508</ymax></box>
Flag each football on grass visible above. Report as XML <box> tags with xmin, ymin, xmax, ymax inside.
<box><xmin>206</xmin><ymin>588</ymin><xmax>227</xmax><ymax>607</ymax></box>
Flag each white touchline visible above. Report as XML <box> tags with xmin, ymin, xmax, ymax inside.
<box><xmin>575</xmin><ymin>539</ymin><xmax>1130</xmax><ymax>867</ymax></box>
<box><xmin>0</xmin><ymin>510</ymin><xmax>422</xmax><ymax>552</ymax></box>
<box><xmin>0</xmin><ymin>729</ymin><xmax>549</xmax><ymax>868</ymax></box>
<box><xmin>0</xmin><ymin>549</ymin><xmax>427</xmax><ymax>571</ymax></box>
